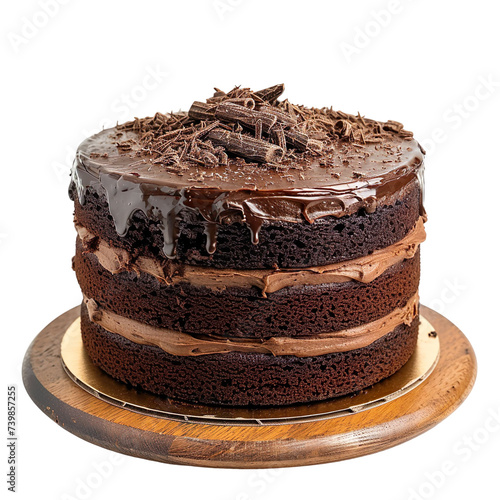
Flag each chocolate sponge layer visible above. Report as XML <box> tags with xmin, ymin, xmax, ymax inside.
<box><xmin>80</xmin><ymin>304</ymin><xmax>420</xmax><ymax>406</ymax></box>
<box><xmin>71</xmin><ymin>180</ymin><xmax>420</xmax><ymax>269</ymax></box>
<box><xmin>74</xmin><ymin>239</ymin><xmax>420</xmax><ymax>338</ymax></box>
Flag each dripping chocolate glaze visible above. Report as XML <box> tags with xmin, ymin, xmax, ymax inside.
<box><xmin>69</xmin><ymin>87</ymin><xmax>425</xmax><ymax>258</ymax></box>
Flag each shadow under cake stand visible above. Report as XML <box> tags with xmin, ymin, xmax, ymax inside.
<box><xmin>22</xmin><ymin>305</ymin><xmax>476</xmax><ymax>468</ymax></box>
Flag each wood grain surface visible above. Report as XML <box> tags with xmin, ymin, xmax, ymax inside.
<box><xmin>22</xmin><ymin>305</ymin><xmax>476</xmax><ymax>468</ymax></box>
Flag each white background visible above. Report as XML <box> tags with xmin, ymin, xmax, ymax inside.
<box><xmin>2</xmin><ymin>1</ymin><xmax>499</xmax><ymax>499</ymax></box>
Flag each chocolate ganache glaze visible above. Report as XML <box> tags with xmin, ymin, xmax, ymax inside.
<box><xmin>70</xmin><ymin>84</ymin><xmax>425</xmax><ymax>258</ymax></box>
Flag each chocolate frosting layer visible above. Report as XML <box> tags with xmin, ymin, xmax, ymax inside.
<box><xmin>76</xmin><ymin>216</ymin><xmax>426</xmax><ymax>295</ymax></box>
<box><xmin>71</xmin><ymin>122</ymin><xmax>424</xmax><ymax>258</ymax></box>
<box><xmin>83</xmin><ymin>293</ymin><xmax>419</xmax><ymax>357</ymax></box>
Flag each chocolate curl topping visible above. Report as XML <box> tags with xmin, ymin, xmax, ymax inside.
<box><xmin>188</xmin><ymin>98</ymin><xmax>309</xmax><ymax>157</ymax></box>
<box><xmin>255</xmin><ymin>103</ymin><xmax>298</xmax><ymax>128</ymax></box>
<box><xmin>117</xmin><ymin>83</ymin><xmax>414</xmax><ymax>170</ymax></box>
<box><xmin>224</xmin><ymin>97</ymin><xmax>255</xmax><ymax>109</ymax></box>
<box><xmin>215</xmin><ymin>102</ymin><xmax>278</xmax><ymax>134</ymax></box>
<box><xmin>189</xmin><ymin>101</ymin><xmax>216</xmax><ymax>121</ymax></box>
<box><xmin>207</xmin><ymin>129</ymin><xmax>285</xmax><ymax>164</ymax></box>
<box><xmin>334</xmin><ymin>119</ymin><xmax>353</xmax><ymax>138</ymax></box>
<box><xmin>253</xmin><ymin>83</ymin><xmax>285</xmax><ymax>103</ymax></box>
<box><xmin>284</xmin><ymin>128</ymin><xmax>309</xmax><ymax>151</ymax></box>
<box><xmin>272</xmin><ymin>125</ymin><xmax>287</xmax><ymax>152</ymax></box>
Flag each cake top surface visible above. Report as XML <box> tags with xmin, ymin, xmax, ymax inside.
<box><xmin>75</xmin><ymin>83</ymin><xmax>423</xmax><ymax>193</ymax></box>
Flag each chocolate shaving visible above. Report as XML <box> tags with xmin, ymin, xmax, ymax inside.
<box><xmin>334</xmin><ymin>120</ymin><xmax>353</xmax><ymax>138</ymax></box>
<box><xmin>308</xmin><ymin>139</ymin><xmax>323</xmax><ymax>153</ymax></box>
<box><xmin>383</xmin><ymin>120</ymin><xmax>404</xmax><ymax>133</ymax></box>
<box><xmin>201</xmin><ymin>151</ymin><xmax>218</xmax><ymax>168</ymax></box>
<box><xmin>225</xmin><ymin>97</ymin><xmax>255</xmax><ymax>109</ymax></box>
<box><xmin>207</xmin><ymin>129</ymin><xmax>284</xmax><ymax>163</ymax></box>
<box><xmin>188</xmin><ymin>101</ymin><xmax>216</xmax><ymax>121</ymax></box>
<box><xmin>255</xmin><ymin>103</ymin><xmax>298</xmax><ymax>128</ymax></box>
<box><xmin>255</xmin><ymin>119</ymin><xmax>263</xmax><ymax>140</ymax></box>
<box><xmin>284</xmin><ymin>128</ymin><xmax>309</xmax><ymax>151</ymax></box>
<box><xmin>272</xmin><ymin>125</ymin><xmax>287</xmax><ymax>152</ymax></box>
<box><xmin>253</xmin><ymin>83</ymin><xmax>285</xmax><ymax>103</ymax></box>
<box><xmin>215</xmin><ymin>102</ymin><xmax>277</xmax><ymax>134</ymax></box>
<box><xmin>116</xmin><ymin>83</ymin><xmax>414</xmax><ymax>171</ymax></box>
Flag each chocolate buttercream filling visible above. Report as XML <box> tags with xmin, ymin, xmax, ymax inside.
<box><xmin>83</xmin><ymin>293</ymin><xmax>419</xmax><ymax>357</ymax></box>
<box><xmin>76</xmin><ymin>217</ymin><xmax>425</xmax><ymax>294</ymax></box>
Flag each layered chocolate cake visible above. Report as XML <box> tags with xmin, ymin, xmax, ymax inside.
<box><xmin>69</xmin><ymin>84</ymin><xmax>426</xmax><ymax>406</ymax></box>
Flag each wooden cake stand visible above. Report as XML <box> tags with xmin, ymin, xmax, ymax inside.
<box><xmin>22</xmin><ymin>305</ymin><xmax>476</xmax><ymax>468</ymax></box>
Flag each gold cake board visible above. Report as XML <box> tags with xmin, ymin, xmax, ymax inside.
<box><xmin>22</xmin><ymin>305</ymin><xmax>476</xmax><ymax>468</ymax></box>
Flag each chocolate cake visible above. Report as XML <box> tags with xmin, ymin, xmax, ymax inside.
<box><xmin>69</xmin><ymin>84</ymin><xmax>426</xmax><ymax>406</ymax></box>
